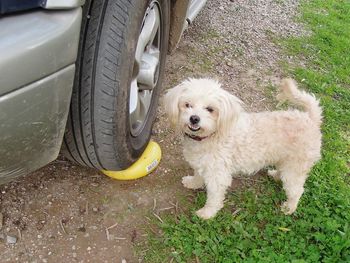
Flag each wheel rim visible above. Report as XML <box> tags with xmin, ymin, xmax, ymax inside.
<box><xmin>129</xmin><ymin>1</ymin><xmax>161</xmax><ymax>137</ymax></box>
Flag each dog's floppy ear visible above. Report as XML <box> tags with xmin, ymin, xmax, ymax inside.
<box><xmin>163</xmin><ymin>81</ymin><xmax>188</xmax><ymax>127</ymax></box>
<box><xmin>216</xmin><ymin>90</ymin><xmax>243</xmax><ymax>136</ymax></box>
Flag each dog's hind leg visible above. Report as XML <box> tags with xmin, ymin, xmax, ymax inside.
<box><xmin>280</xmin><ymin>166</ymin><xmax>308</xmax><ymax>215</ymax></box>
<box><xmin>196</xmin><ymin>170</ymin><xmax>232</xmax><ymax>220</ymax></box>
<box><xmin>182</xmin><ymin>171</ymin><xmax>205</xmax><ymax>190</ymax></box>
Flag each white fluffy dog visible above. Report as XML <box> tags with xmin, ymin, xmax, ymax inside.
<box><xmin>163</xmin><ymin>78</ymin><xmax>322</xmax><ymax>219</ymax></box>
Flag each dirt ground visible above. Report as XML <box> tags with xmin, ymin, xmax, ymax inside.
<box><xmin>0</xmin><ymin>0</ymin><xmax>304</xmax><ymax>262</ymax></box>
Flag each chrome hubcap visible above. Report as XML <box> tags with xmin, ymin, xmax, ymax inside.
<box><xmin>129</xmin><ymin>1</ymin><xmax>161</xmax><ymax>136</ymax></box>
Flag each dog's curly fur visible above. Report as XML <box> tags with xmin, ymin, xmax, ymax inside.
<box><xmin>163</xmin><ymin>78</ymin><xmax>322</xmax><ymax>219</ymax></box>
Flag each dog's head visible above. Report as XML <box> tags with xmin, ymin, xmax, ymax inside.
<box><xmin>163</xmin><ymin>78</ymin><xmax>242</xmax><ymax>139</ymax></box>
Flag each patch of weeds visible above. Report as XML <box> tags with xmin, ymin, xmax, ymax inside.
<box><xmin>199</xmin><ymin>28</ymin><xmax>220</xmax><ymax>42</ymax></box>
<box><xmin>235</xmin><ymin>47</ymin><xmax>244</xmax><ymax>58</ymax></box>
<box><xmin>265</xmin><ymin>29</ymin><xmax>278</xmax><ymax>43</ymax></box>
<box><xmin>264</xmin><ymin>82</ymin><xmax>277</xmax><ymax>102</ymax></box>
<box><xmin>189</xmin><ymin>28</ymin><xmax>239</xmax><ymax>73</ymax></box>
<box><xmin>263</xmin><ymin>82</ymin><xmax>291</xmax><ymax>110</ymax></box>
<box><xmin>142</xmin><ymin>0</ymin><xmax>350</xmax><ymax>262</ymax></box>
<box><xmin>273</xmin><ymin>0</ymin><xmax>286</xmax><ymax>4</ymax></box>
<box><xmin>191</xmin><ymin>55</ymin><xmax>214</xmax><ymax>72</ymax></box>
<box><xmin>101</xmin><ymin>195</ymin><xmax>110</xmax><ymax>204</ymax></box>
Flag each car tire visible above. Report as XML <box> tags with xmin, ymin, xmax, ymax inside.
<box><xmin>63</xmin><ymin>0</ymin><xmax>170</xmax><ymax>170</ymax></box>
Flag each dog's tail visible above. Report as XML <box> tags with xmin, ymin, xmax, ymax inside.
<box><xmin>277</xmin><ymin>78</ymin><xmax>322</xmax><ymax>126</ymax></box>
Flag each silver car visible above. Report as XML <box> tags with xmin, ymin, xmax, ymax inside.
<box><xmin>0</xmin><ymin>0</ymin><xmax>206</xmax><ymax>184</ymax></box>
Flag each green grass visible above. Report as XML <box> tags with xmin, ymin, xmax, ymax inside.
<box><xmin>143</xmin><ymin>1</ymin><xmax>350</xmax><ymax>262</ymax></box>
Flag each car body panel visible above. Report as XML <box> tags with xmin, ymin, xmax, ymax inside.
<box><xmin>44</xmin><ymin>0</ymin><xmax>86</xmax><ymax>9</ymax></box>
<box><xmin>169</xmin><ymin>0</ymin><xmax>190</xmax><ymax>52</ymax></box>
<box><xmin>0</xmin><ymin>0</ymin><xmax>43</xmax><ymax>14</ymax></box>
<box><xmin>0</xmin><ymin>8</ymin><xmax>81</xmax><ymax>184</ymax></box>
<box><xmin>0</xmin><ymin>0</ymin><xmax>85</xmax><ymax>14</ymax></box>
<box><xmin>186</xmin><ymin>0</ymin><xmax>207</xmax><ymax>24</ymax></box>
<box><xmin>0</xmin><ymin>65</ymin><xmax>75</xmax><ymax>184</ymax></box>
<box><xmin>168</xmin><ymin>0</ymin><xmax>207</xmax><ymax>52</ymax></box>
<box><xmin>0</xmin><ymin>8</ymin><xmax>82</xmax><ymax>95</ymax></box>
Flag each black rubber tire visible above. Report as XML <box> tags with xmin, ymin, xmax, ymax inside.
<box><xmin>63</xmin><ymin>0</ymin><xmax>170</xmax><ymax>170</ymax></box>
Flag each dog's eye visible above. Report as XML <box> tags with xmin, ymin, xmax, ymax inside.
<box><xmin>185</xmin><ymin>102</ymin><xmax>191</xmax><ymax>108</ymax></box>
<box><xmin>206</xmin><ymin>107</ymin><xmax>214</xmax><ymax>113</ymax></box>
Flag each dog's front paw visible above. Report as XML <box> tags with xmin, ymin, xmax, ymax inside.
<box><xmin>281</xmin><ymin>201</ymin><xmax>297</xmax><ymax>215</ymax></box>
<box><xmin>182</xmin><ymin>176</ymin><xmax>204</xmax><ymax>190</ymax></box>
<box><xmin>195</xmin><ymin>207</ymin><xmax>218</xmax><ymax>220</ymax></box>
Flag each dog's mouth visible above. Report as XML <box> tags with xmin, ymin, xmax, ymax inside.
<box><xmin>188</xmin><ymin>124</ymin><xmax>201</xmax><ymax>132</ymax></box>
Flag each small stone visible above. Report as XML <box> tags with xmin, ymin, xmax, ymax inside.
<box><xmin>87</xmin><ymin>246</ymin><xmax>91</xmax><ymax>251</ymax></box>
<box><xmin>92</xmin><ymin>207</ymin><xmax>98</xmax><ymax>212</ymax></box>
<box><xmin>72</xmin><ymin>252</ymin><xmax>77</xmax><ymax>258</ymax></box>
<box><xmin>6</xmin><ymin>235</ymin><xmax>17</xmax><ymax>244</ymax></box>
<box><xmin>78</xmin><ymin>225</ymin><xmax>86</xmax><ymax>232</ymax></box>
<box><xmin>219</xmin><ymin>6</ymin><xmax>224</xmax><ymax>11</ymax></box>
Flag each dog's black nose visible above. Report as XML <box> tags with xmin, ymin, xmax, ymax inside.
<box><xmin>190</xmin><ymin>115</ymin><xmax>200</xmax><ymax>125</ymax></box>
